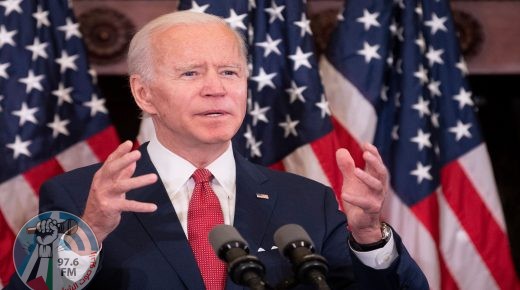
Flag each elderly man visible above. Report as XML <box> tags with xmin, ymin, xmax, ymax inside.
<box><xmin>8</xmin><ymin>11</ymin><xmax>428</xmax><ymax>290</ymax></box>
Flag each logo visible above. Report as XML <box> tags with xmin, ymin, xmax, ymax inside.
<box><xmin>13</xmin><ymin>211</ymin><xmax>99</xmax><ymax>290</ymax></box>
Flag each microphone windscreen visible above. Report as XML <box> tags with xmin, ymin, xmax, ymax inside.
<box><xmin>209</xmin><ymin>224</ymin><xmax>247</xmax><ymax>253</ymax></box>
<box><xmin>273</xmin><ymin>224</ymin><xmax>313</xmax><ymax>254</ymax></box>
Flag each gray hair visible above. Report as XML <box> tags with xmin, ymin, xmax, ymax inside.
<box><xmin>127</xmin><ymin>10</ymin><xmax>248</xmax><ymax>81</ymax></box>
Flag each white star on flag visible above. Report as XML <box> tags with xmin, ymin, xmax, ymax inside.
<box><xmin>285</xmin><ymin>81</ymin><xmax>306</xmax><ymax>104</ymax></box>
<box><xmin>32</xmin><ymin>5</ymin><xmax>50</xmax><ymax>28</ymax></box>
<box><xmin>415</xmin><ymin>34</ymin><xmax>426</xmax><ymax>53</ymax></box>
<box><xmin>47</xmin><ymin>114</ymin><xmax>70</xmax><ymax>138</ymax></box>
<box><xmin>426</xmin><ymin>46</ymin><xmax>444</xmax><ymax>66</ymax></box>
<box><xmin>18</xmin><ymin>70</ymin><xmax>45</xmax><ymax>93</ymax></box>
<box><xmin>456</xmin><ymin>57</ymin><xmax>469</xmax><ymax>75</ymax></box>
<box><xmin>189</xmin><ymin>2</ymin><xmax>209</xmax><ymax>13</ymax></box>
<box><xmin>251</xmin><ymin>68</ymin><xmax>277</xmax><ymax>92</ymax></box>
<box><xmin>410</xmin><ymin>129</ymin><xmax>432</xmax><ymax>151</ymax></box>
<box><xmin>0</xmin><ymin>25</ymin><xmax>17</xmax><ymax>48</ymax></box>
<box><xmin>288</xmin><ymin>47</ymin><xmax>313</xmax><ymax>71</ymax></box>
<box><xmin>412</xmin><ymin>96</ymin><xmax>431</xmax><ymax>118</ymax></box>
<box><xmin>357</xmin><ymin>9</ymin><xmax>380</xmax><ymax>31</ymax></box>
<box><xmin>225</xmin><ymin>9</ymin><xmax>247</xmax><ymax>30</ymax></box>
<box><xmin>0</xmin><ymin>0</ymin><xmax>23</xmax><ymax>16</ymax></box>
<box><xmin>449</xmin><ymin>120</ymin><xmax>472</xmax><ymax>141</ymax></box>
<box><xmin>278</xmin><ymin>114</ymin><xmax>299</xmax><ymax>138</ymax></box>
<box><xmin>357</xmin><ymin>41</ymin><xmax>381</xmax><ymax>63</ymax></box>
<box><xmin>265</xmin><ymin>2</ymin><xmax>285</xmax><ymax>23</ymax></box>
<box><xmin>6</xmin><ymin>135</ymin><xmax>32</xmax><ymax>159</ymax></box>
<box><xmin>256</xmin><ymin>35</ymin><xmax>282</xmax><ymax>57</ymax></box>
<box><xmin>410</xmin><ymin>162</ymin><xmax>433</xmax><ymax>184</ymax></box>
<box><xmin>26</xmin><ymin>38</ymin><xmax>48</xmax><ymax>61</ymax></box>
<box><xmin>425</xmin><ymin>13</ymin><xmax>448</xmax><ymax>35</ymax></box>
<box><xmin>58</xmin><ymin>18</ymin><xmax>81</xmax><ymax>40</ymax></box>
<box><xmin>413</xmin><ymin>65</ymin><xmax>429</xmax><ymax>85</ymax></box>
<box><xmin>55</xmin><ymin>51</ymin><xmax>79</xmax><ymax>73</ymax></box>
<box><xmin>431</xmin><ymin>112</ymin><xmax>440</xmax><ymax>128</ymax></box>
<box><xmin>428</xmin><ymin>80</ymin><xmax>441</xmax><ymax>97</ymax></box>
<box><xmin>249</xmin><ymin>102</ymin><xmax>270</xmax><ymax>126</ymax></box>
<box><xmin>52</xmin><ymin>83</ymin><xmax>73</xmax><ymax>105</ymax></box>
<box><xmin>294</xmin><ymin>13</ymin><xmax>312</xmax><ymax>37</ymax></box>
<box><xmin>83</xmin><ymin>94</ymin><xmax>108</xmax><ymax>116</ymax></box>
<box><xmin>453</xmin><ymin>88</ymin><xmax>473</xmax><ymax>109</ymax></box>
<box><xmin>12</xmin><ymin>102</ymin><xmax>39</xmax><ymax>126</ymax></box>
<box><xmin>0</xmin><ymin>62</ymin><xmax>9</xmax><ymax>79</ymax></box>
<box><xmin>315</xmin><ymin>95</ymin><xmax>331</xmax><ymax>118</ymax></box>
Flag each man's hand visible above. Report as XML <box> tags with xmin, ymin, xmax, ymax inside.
<box><xmin>82</xmin><ymin>141</ymin><xmax>158</xmax><ymax>244</ymax></box>
<box><xmin>336</xmin><ymin>143</ymin><xmax>388</xmax><ymax>244</ymax></box>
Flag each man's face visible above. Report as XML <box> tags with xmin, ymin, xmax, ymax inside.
<box><xmin>141</xmin><ymin>23</ymin><xmax>247</xmax><ymax>150</ymax></box>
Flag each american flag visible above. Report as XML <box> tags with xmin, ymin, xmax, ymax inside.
<box><xmin>0</xmin><ymin>0</ymin><xmax>119</xmax><ymax>287</ymax></box>
<box><xmin>321</xmin><ymin>0</ymin><xmax>519</xmax><ymax>289</ymax></box>
<box><xmin>144</xmin><ymin>0</ymin><xmax>520</xmax><ymax>289</ymax></box>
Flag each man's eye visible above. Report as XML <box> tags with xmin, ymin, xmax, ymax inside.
<box><xmin>182</xmin><ymin>71</ymin><xmax>197</xmax><ymax>77</ymax></box>
<box><xmin>223</xmin><ymin>70</ymin><xmax>237</xmax><ymax>76</ymax></box>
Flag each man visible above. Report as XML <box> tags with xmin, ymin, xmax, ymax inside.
<box><xmin>8</xmin><ymin>11</ymin><xmax>428</xmax><ymax>289</ymax></box>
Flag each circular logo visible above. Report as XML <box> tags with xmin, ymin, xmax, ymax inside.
<box><xmin>13</xmin><ymin>211</ymin><xmax>99</xmax><ymax>290</ymax></box>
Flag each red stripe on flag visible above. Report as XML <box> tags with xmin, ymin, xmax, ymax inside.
<box><xmin>411</xmin><ymin>192</ymin><xmax>440</xmax><ymax>243</ymax></box>
<box><xmin>331</xmin><ymin>117</ymin><xmax>365</xmax><ymax>168</ymax></box>
<box><xmin>268</xmin><ymin>160</ymin><xmax>285</xmax><ymax>172</ymax></box>
<box><xmin>441</xmin><ymin>161</ymin><xmax>520</xmax><ymax>289</ymax></box>
<box><xmin>309</xmin><ymin>131</ymin><xmax>342</xmax><ymax>195</ymax></box>
<box><xmin>439</xmin><ymin>253</ymin><xmax>460</xmax><ymax>290</ymax></box>
<box><xmin>0</xmin><ymin>211</ymin><xmax>16</xmax><ymax>286</ymax></box>
<box><xmin>411</xmin><ymin>192</ymin><xmax>459</xmax><ymax>290</ymax></box>
<box><xmin>23</xmin><ymin>158</ymin><xmax>64</xmax><ymax>195</ymax></box>
<box><xmin>86</xmin><ymin>126</ymin><xmax>120</xmax><ymax>161</ymax></box>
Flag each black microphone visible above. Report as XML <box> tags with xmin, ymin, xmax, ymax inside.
<box><xmin>209</xmin><ymin>224</ymin><xmax>270</xmax><ymax>290</ymax></box>
<box><xmin>274</xmin><ymin>224</ymin><xmax>330</xmax><ymax>290</ymax></box>
<box><xmin>26</xmin><ymin>219</ymin><xmax>78</xmax><ymax>235</ymax></box>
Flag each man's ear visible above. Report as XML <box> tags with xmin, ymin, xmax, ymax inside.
<box><xmin>130</xmin><ymin>74</ymin><xmax>158</xmax><ymax>115</ymax></box>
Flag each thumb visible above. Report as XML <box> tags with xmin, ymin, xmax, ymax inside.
<box><xmin>336</xmin><ymin>148</ymin><xmax>356</xmax><ymax>179</ymax></box>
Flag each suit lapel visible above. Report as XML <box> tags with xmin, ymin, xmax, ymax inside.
<box><xmin>225</xmin><ymin>153</ymin><xmax>278</xmax><ymax>290</ymax></box>
<box><xmin>127</xmin><ymin>144</ymin><xmax>204</xmax><ymax>289</ymax></box>
<box><xmin>232</xmin><ymin>153</ymin><xmax>278</xmax><ymax>252</ymax></box>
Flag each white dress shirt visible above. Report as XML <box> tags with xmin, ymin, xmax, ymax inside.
<box><xmin>146</xmin><ymin>135</ymin><xmax>397</xmax><ymax>269</ymax></box>
<box><xmin>147</xmin><ymin>135</ymin><xmax>236</xmax><ymax>236</ymax></box>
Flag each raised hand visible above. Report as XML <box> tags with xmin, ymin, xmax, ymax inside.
<box><xmin>82</xmin><ymin>141</ymin><xmax>158</xmax><ymax>243</ymax></box>
<box><xmin>335</xmin><ymin>143</ymin><xmax>389</xmax><ymax>244</ymax></box>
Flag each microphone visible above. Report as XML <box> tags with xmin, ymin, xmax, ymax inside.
<box><xmin>209</xmin><ymin>224</ymin><xmax>270</xmax><ymax>290</ymax></box>
<box><xmin>26</xmin><ymin>219</ymin><xmax>78</xmax><ymax>235</ymax></box>
<box><xmin>274</xmin><ymin>224</ymin><xmax>330</xmax><ymax>290</ymax></box>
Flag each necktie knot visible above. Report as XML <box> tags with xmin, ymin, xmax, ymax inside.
<box><xmin>192</xmin><ymin>168</ymin><xmax>213</xmax><ymax>184</ymax></box>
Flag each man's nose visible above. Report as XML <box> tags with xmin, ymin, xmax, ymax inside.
<box><xmin>201</xmin><ymin>72</ymin><xmax>226</xmax><ymax>97</ymax></box>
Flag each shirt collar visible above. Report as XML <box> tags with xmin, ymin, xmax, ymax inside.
<box><xmin>147</xmin><ymin>135</ymin><xmax>236</xmax><ymax>198</ymax></box>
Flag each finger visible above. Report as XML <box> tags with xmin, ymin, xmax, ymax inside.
<box><xmin>362</xmin><ymin>143</ymin><xmax>383</xmax><ymax>163</ymax></box>
<box><xmin>112</xmin><ymin>173</ymin><xmax>158</xmax><ymax>193</ymax></box>
<box><xmin>342</xmin><ymin>192</ymin><xmax>379</xmax><ymax>213</ymax></box>
<box><xmin>336</xmin><ymin>148</ymin><xmax>355</xmax><ymax>180</ymax></box>
<box><xmin>102</xmin><ymin>150</ymin><xmax>142</xmax><ymax>177</ymax></box>
<box><xmin>120</xmin><ymin>200</ymin><xmax>158</xmax><ymax>213</ymax></box>
<box><xmin>353</xmin><ymin>168</ymin><xmax>384</xmax><ymax>193</ymax></box>
<box><xmin>105</xmin><ymin>140</ymin><xmax>134</xmax><ymax>163</ymax></box>
<box><xmin>363</xmin><ymin>151</ymin><xmax>388</xmax><ymax>182</ymax></box>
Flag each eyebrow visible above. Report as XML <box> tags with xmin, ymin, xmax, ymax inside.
<box><xmin>174</xmin><ymin>63</ymin><xmax>244</xmax><ymax>71</ymax></box>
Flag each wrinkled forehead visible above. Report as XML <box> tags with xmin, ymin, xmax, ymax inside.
<box><xmin>150</xmin><ymin>23</ymin><xmax>246</xmax><ymax>66</ymax></box>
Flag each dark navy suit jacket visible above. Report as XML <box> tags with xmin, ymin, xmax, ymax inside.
<box><xmin>7</xmin><ymin>144</ymin><xmax>428</xmax><ymax>289</ymax></box>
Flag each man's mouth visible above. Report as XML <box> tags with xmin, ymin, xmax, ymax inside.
<box><xmin>199</xmin><ymin>110</ymin><xmax>227</xmax><ymax>117</ymax></box>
